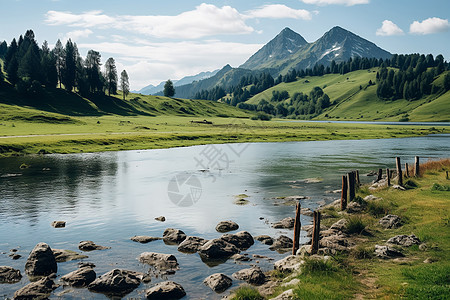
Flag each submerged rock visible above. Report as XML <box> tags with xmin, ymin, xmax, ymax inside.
<box><xmin>162</xmin><ymin>228</ymin><xmax>186</xmax><ymax>245</ymax></box>
<box><xmin>215</xmin><ymin>220</ymin><xmax>239</xmax><ymax>233</ymax></box>
<box><xmin>51</xmin><ymin>221</ymin><xmax>66</xmax><ymax>228</ymax></box>
<box><xmin>25</xmin><ymin>243</ymin><xmax>57</xmax><ymax>277</ymax></box>
<box><xmin>61</xmin><ymin>267</ymin><xmax>96</xmax><ymax>287</ymax></box>
<box><xmin>269</xmin><ymin>235</ymin><xmax>293</xmax><ymax>253</ymax></box>
<box><xmin>52</xmin><ymin>249</ymin><xmax>88</xmax><ymax>262</ymax></box>
<box><xmin>203</xmin><ymin>273</ymin><xmax>233</xmax><ymax>293</ymax></box>
<box><xmin>198</xmin><ymin>238</ymin><xmax>240</xmax><ymax>260</ymax></box>
<box><xmin>131</xmin><ymin>236</ymin><xmax>161</xmax><ymax>244</ymax></box>
<box><xmin>0</xmin><ymin>266</ymin><xmax>22</xmax><ymax>283</ymax></box>
<box><xmin>255</xmin><ymin>235</ymin><xmax>274</xmax><ymax>245</ymax></box>
<box><xmin>14</xmin><ymin>276</ymin><xmax>58</xmax><ymax>299</ymax></box>
<box><xmin>78</xmin><ymin>241</ymin><xmax>110</xmax><ymax>251</ymax></box>
<box><xmin>146</xmin><ymin>281</ymin><xmax>186</xmax><ymax>299</ymax></box>
<box><xmin>88</xmin><ymin>269</ymin><xmax>145</xmax><ymax>297</ymax></box>
<box><xmin>232</xmin><ymin>267</ymin><xmax>266</xmax><ymax>285</ymax></box>
<box><xmin>177</xmin><ymin>236</ymin><xmax>208</xmax><ymax>253</ymax></box>
<box><xmin>138</xmin><ymin>252</ymin><xmax>179</xmax><ymax>271</ymax></box>
<box><xmin>220</xmin><ymin>231</ymin><xmax>254</xmax><ymax>250</ymax></box>
<box><xmin>155</xmin><ymin>216</ymin><xmax>166</xmax><ymax>222</ymax></box>
<box><xmin>272</xmin><ymin>217</ymin><xmax>295</xmax><ymax>229</ymax></box>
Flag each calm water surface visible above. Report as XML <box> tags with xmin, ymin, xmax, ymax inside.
<box><xmin>0</xmin><ymin>135</ymin><xmax>449</xmax><ymax>299</ymax></box>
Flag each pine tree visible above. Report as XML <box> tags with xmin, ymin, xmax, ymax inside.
<box><xmin>104</xmin><ymin>57</ymin><xmax>118</xmax><ymax>96</ymax></box>
<box><xmin>164</xmin><ymin>79</ymin><xmax>175</xmax><ymax>97</ymax></box>
<box><xmin>85</xmin><ymin>50</ymin><xmax>103</xmax><ymax>94</ymax></box>
<box><xmin>120</xmin><ymin>70</ymin><xmax>129</xmax><ymax>100</ymax></box>
<box><xmin>53</xmin><ymin>39</ymin><xmax>65</xmax><ymax>88</ymax></box>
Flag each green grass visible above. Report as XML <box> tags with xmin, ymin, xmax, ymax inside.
<box><xmin>231</xmin><ymin>286</ymin><xmax>264</xmax><ymax>300</ymax></box>
<box><xmin>247</xmin><ymin>69</ymin><xmax>450</xmax><ymax>122</ymax></box>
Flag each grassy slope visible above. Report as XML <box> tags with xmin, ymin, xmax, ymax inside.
<box><xmin>247</xmin><ymin>69</ymin><xmax>450</xmax><ymax>122</ymax></box>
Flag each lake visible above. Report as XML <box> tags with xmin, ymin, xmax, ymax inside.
<box><xmin>1</xmin><ymin>135</ymin><xmax>449</xmax><ymax>299</ymax></box>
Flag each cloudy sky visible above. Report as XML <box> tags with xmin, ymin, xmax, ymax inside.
<box><xmin>1</xmin><ymin>0</ymin><xmax>449</xmax><ymax>90</ymax></box>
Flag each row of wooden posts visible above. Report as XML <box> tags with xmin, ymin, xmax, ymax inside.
<box><xmin>291</xmin><ymin>156</ymin><xmax>421</xmax><ymax>255</ymax></box>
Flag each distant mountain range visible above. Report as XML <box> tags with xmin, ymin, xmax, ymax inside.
<box><xmin>140</xmin><ymin>26</ymin><xmax>392</xmax><ymax>98</ymax></box>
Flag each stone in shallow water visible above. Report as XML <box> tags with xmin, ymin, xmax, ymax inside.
<box><xmin>0</xmin><ymin>266</ymin><xmax>22</xmax><ymax>283</ymax></box>
<box><xmin>138</xmin><ymin>252</ymin><xmax>179</xmax><ymax>271</ymax></box>
<box><xmin>215</xmin><ymin>220</ymin><xmax>239</xmax><ymax>233</ymax></box>
<box><xmin>198</xmin><ymin>238</ymin><xmax>240</xmax><ymax>260</ymax></box>
<box><xmin>61</xmin><ymin>267</ymin><xmax>96</xmax><ymax>287</ymax></box>
<box><xmin>52</xmin><ymin>249</ymin><xmax>88</xmax><ymax>262</ymax></box>
<box><xmin>203</xmin><ymin>273</ymin><xmax>233</xmax><ymax>293</ymax></box>
<box><xmin>78</xmin><ymin>241</ymin><xmax>110</xmax><ymax>251</ymax></box>
<box><xmin>272</xmin><ymin>217</ymin><xmax>295</xmax><ymax>229</ymax></box>
<box><xmin>14</xmin><ymin>276</ymin><xmax>58</xmax><ymax>299</ymax></box>
<box><xmin>88</xmin><ymin>269</ymin><xmax>145</xmax><ymax>297</ymax></box>
<box><xmin>162</xmin><ymin>228</ymin><xmax>186</xmax><ymax>245</ymax></box>
<box><xmin>232</xmin><ymin>266</ymin><xmax>266</xmax><ymax>285</ymax></box>
<box><xmin>145</xmin><ymin>281</ymin><xmax>186</xmax><ymax>299</ymax></box>
<box><xmin>51</xmin><ymin>221</ymin><xmax>66</xmax><ymax>228</ymax></box>
<box><xmin>130</xmin><ymin>236</ymin><xmax>161</xmax><ymax>244</ymax></box>
<box><xmin>255</xmin><ymin>235</ymin><xmax>274</xmax><ymax>245</ymax></box>
<box><xmin>177</xmin><ymin>236</ymin><xmax>208</xmax><ymax>253</ymax></box>
<box><xmin>220</xmin><ymin>231</ymin><xmax>254</xmax><ymax>250</ymax></box>
<box><xmin>25</xmin><ymin>242</ymin><xmax>57</xmax><ymax>277</ymax></box>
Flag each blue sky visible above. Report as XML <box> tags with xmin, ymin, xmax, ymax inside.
<box><xmin>1</xmin><ymin>0</ymin><xmax>449</xmax><ymax>89</ymax></box>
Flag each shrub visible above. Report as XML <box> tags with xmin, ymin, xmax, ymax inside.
<box><xmin>404</xmin><ymin>179</ymin><xmax>418</xmax><ymax>189</ymax></box>
<box><xmin>251</xmin><ymin>112</ymin><xmax>272</xmax><ymax>121</ymax></box>
<box><xmin>431</xmin><ymin>183</ymin><xmax>450</xmax><ymax>191</ymax></box>
<box><xmin>346</xmin><ymin>216</ymin><xmax>366</xmax><ymax>234</ymax></box>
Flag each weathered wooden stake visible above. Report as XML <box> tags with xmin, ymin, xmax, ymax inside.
<box><xmin>396</xmin><ymin>157</ymin><xmax>403</xmax><ymax>186</ymax></box>
<box><xmin>405</xmin><ymin>163</ymin><xmax>409</xmax><ymax>177</ymax></box>
<box><xmin>376</xmin><ymin>168</ymin><xmax>383</xmax><ymax>182</ymax></box>
<box><xmin>347</xmin><ymin>172</ymin><xmax>355</xmax><ymax>202</ymax></box>
<box><xmin>386</xmin><ymin>168</ymin><xmax>391</xmax><ymax>186</ymax></box>
<box><xmin>292</xmin><ymin>202</ymin><xmax>301</xmax><ymax>255</ymax></box>
<box><xmin>341</xmin><ymin>175</ymin><xmax>348</xmax><ymax>210</ymax></box>
<box><xmin>355</xmin><ymin>170</ymin><xmax>360</xmax><ymax>186</ymax></box>
<box><xmin>311</xmin><ymin>211</ymin><xmax>321</xmax><ymax>254</ymax></box>
<box><xmin>414</xmin><ymin>156</ymin><xmax>420</xmax><ymax>177</ymax></box>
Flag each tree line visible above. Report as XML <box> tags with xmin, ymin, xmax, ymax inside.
<box><xmin>0</xmin><ymin>30</ymin><xmax>130</xmax><ymax>100</ymax></box>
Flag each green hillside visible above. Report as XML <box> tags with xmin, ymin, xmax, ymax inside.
<box><xmin>247</xmin><ymin>69</ymin><xmax>450</xmax><ymax>122</ymax></box>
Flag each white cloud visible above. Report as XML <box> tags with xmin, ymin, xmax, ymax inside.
<box><xmin>45</xmin><ymin>3</ymin><xmax>313</xmax><ymax>39</ymax></box>
<box><xmin>410</xmin><ymin>17</ymin><xmax>450</xmax><ymax>35</ymax></box>
<box><xmin>64</xmin><ymin>29</ymin><xmax>93</xmax><ymax>41</ymax></box>
<box><xmin>376</xmin><ymin>20</ymin><xmax>404</xmax><ymax>36</ymax></box>
<box><xmin>300</xmin><ymin>0</ymin><xmax>369</xmax><ymax>6</ymax></box>
<box><xmin>77</xmin><ymin>40</ymin><xmax>263</xmax><ymax>89</ymax></box>
<box><xmin>246</xmin><ymin>4</ymin><xmax>312</xmax><ymax>20</ymax></box>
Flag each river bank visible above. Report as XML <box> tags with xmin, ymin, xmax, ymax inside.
<box><xmin>0</xmin><ymin>116</ymin><xmax>448</xmax><ymax>157</ymax></box>
<box><xmin>227</xmin><ymin>158</ymin><xmax>450</xmax><ymax>299</ymax></box>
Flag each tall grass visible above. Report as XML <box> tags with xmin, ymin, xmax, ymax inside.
<box><xmin>231</xmin><ymin>286</ymin><xmax>264</xmax><ymax>300</ymax></box>
<box><xmin>418</xmin><ymin>158</ymin><xmax>450</xmax><ymax>176</ymax></box>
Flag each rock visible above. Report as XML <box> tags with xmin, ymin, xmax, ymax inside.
<box><xmin>274</xmin><ymin>255</ymin><xmax>303</xmax><ymax>273</ymax></box>
<box><xmin>146</xmin><ymin>281</ymin><xmax>186</xmax><ymax>299</ymax></box>
<box><xmin>78</xmin><ymin>241</ymin><xmax>110</xmax><ymax>251</ymax></box>
<box><xmin>162</xmin><ymin>228</ymin><xmax>186</xmax><ymax>245</ymax></box>
<box><xmin>269</xmin><ymin>235</ymin><xmax>293</xmax><ymax>253</ymax></box>
<box><xmin>52</xmin><ymin>249</ymin><xmax>88</xmax><ymax>262</ymax></box>
<box><xmin>79</xmin><ymin>262</ymin><xmax>96</xmax><ymax>268</ymax></box>
<box><xmin>258</xmin><ymin>280</ymin><xmax>278</xmax><ymax>297</ymax></box>
<box><xmin>203</xmin><ymin>273</ymin><xmax>233</xmax><ymax>293</ymax></box>
<box><xmin>131</xmin><ymin>236</ymin><xmax>161</xmax><ymax>244</ymax></box>
<box><xmin>14</xmin><ymin>276</ymin><xmax>57</xmax><ymax>299</ymax></box>
<box><xmin>329</xmin><ymin>219</ymin><xmax>348</xmax><ymax>232</ymax></box>
<box><xmin>387</xmin><ymin>234</ymin><xmax>421</xmax><ymax>247</ymax></box>
<box><xmin>233</xmin><ymin>267</ymin><xmax>266</xmax><ymax>285</ymax></box>
<box><xmin>11</xmin><ymin>254</ymin><xmax>21</xmax><ymax>260</ymax></box>
<box><xmin>379</xmin><ymin>215</ymin><xmax>402</xmax><ymax>229</ymax></box>
<box><xmin>272</xmin><ymin>289</ymin><xmax>295</xmax><ymax>300</ymax></box>
<box><xmin>346</xmin><ymin>202</ymin><xmax>363</xmax><ymax>213</ymax></box>
<box><xmin>198</xmin><ymin>238</ymin><xmax>240</xmax><ymax>260</ymax></box>
<box><xmin>234</xmin><ymin>198</ymin><xmax>250</xmax><ymax>205</ymax></box>
<box><xmin>61</xmin><ymin>267</ymin><xmax>96</xmax><ymax>287</ymax></box>
<box><xmin>320</xmin><ymin>234</ymin><xmax>352</xmax><ymax>252</ymax></box>
<box><xmin>215</xmin><ymin>220</ymin><xmax>239</xmax><ymax>233</ymax></box>
<box><xmin>301</xmin><ymin>207</ymin><xmax>314</xmax><ymax>216</ymax></box>
<box><xmin>319</xmin><ymin>199</ymin><xmax>340</xmax><ymax>210</ymax></box>
<box><xmin>419</xmin><ymin>243</ymin><xmax>428</xmax><ymax>251</ymax></box>
<box><xmin>221</xmin><ymin>231</ymin><xmax>254</xmax><ymax>250</ymax></box>
<box><xmin>364</xmin><ymin>195</ymin><xmax>380</xmax><ymax>201</ymax></box>
<box><xmin>138</xmin><ymin>252</ymin><xmax>179</xmax><ymax>271</ymax></box>
<box><xmin>282</xmin><ymin>278</ymin><xmax>300</xmax><ymax>287</ymax></box>
<box><xmin>51</xmin><ymin>221</ymin><xmax>66</xmax><ymax>228</ymax></box>
<box><xmin>392</xmin><ymin>185</ymin><xmax>406</xmax><ymax>191</ymax></box>
<box><xmin>253</xmin><ymin>254</ymin><xmax>273</xmax><ymax>261</ymax></box>
<box><xmin>155</xmin><ymin>216</ymin><xmax>166</xmax><ymax>222</ymax></box>
<box><xmin>0</xmin><ymin>266</ymin><xmax>22</xmax><ymax>283</ymax></box>
<box><xmin>231</xmin><ymin>254</ymin><xmax>252</xmax><ymax>262</ymax></box>
<box><xmin>25</xmin><ymin>243</ymin><xmax>57</xmax><ymax>277</ymax></box>
<box><xmin>88</xmin><ymin>269</ymin><xmax>144</xmax><ymax>297</ymax></box>
<box><xmin>423</xmin><ymin>258</ymin><xmax>436</xmax><ymax>264</ymax></box>
<box><xmin>296</xmin><ymin>244</ymin><xmax>312</xmax><ymax>256</ymax></box>
<box><xmin>272</xmin><ymin>217</ymin><xmax>295</xmax><ymax>229</ymax></box>
<box><xmin>374</xmin><ymin>245</ymin><xmax>404</xmax><ymax>259</ymax></box>
<box><xmin>255</xmin><ymin>235</ymin><xmax>274</xmax><ymax>245</ymax></box>
<box><xmin>177</xmin><ymin>236</ymin><xmax>208</xmax><ymax>253</ymax></box>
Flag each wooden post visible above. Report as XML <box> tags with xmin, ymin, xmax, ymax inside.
<box><xmin>311</xmin><ymin>211</ymin><xmax>321</xmax><ymax>254</ymax></box>
<box><xmin>292</xmin><ymin>202</ymin><xmax>301</xmax><ymax>255</ymax></box>
<box><xmin>447</xmin><ymin>171</ymin><xmax>449</xmax><ymax>180</ymax></box>
<box><xmin>347</xmin><ymin>172</ymin><xmax>355</xmax><ymax>202</ymax></box>
<box><xmin>396</xmin><ymin>157</ymin><xmax>403</xmax><ymax>186</ymax></box>
<box><xmin>355</xmin><ymin>170</ymin><xmax>360</xmax><ymax>186</ymax></box>
<box><xmin>405</xmin><ymin>163</ymin><xmax>409</xmax><ymax>177</ymax></box>
<box><xmin>386</xmin><ymin>168</ymin><xmax>391</xmax><ymax>186</ymax></box>
<box><xmin>414</xmin><ymin>156</ymin><xmax>420</xmax><ymax>177</ymax></box>
<box><xmin>376</xmin><ymin>168</ymin><xmax>383</xmax><ymax>182</ymax></box>
<box><xmin>341</xmin><ymin>175</ymin><xmax>348</xmax><ymax>210</ymax></box>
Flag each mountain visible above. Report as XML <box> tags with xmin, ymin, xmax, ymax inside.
<box><xmin>135</xmin><ymin>69</ymin><xmax>220</xmax><ymax>95</ymax></box>
<box><xmin>240</xmin><ymin>27</ymin><xmax>308</xmax><ymax>70</ymax></box>
<box><xmin>166</xmin><ymin>26</ymin><xmax>391</xmax><ymax>99</ymax></box>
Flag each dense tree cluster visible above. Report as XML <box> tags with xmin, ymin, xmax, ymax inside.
<box><xmin>376</xmin><ymin>54</ymin><xmax>449</xmax><ymax>100</ymax></box>
<box><xmin>0</xmin><ymin>30</ymin><xmax>126</xmax><ymax>98</ymax></box>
